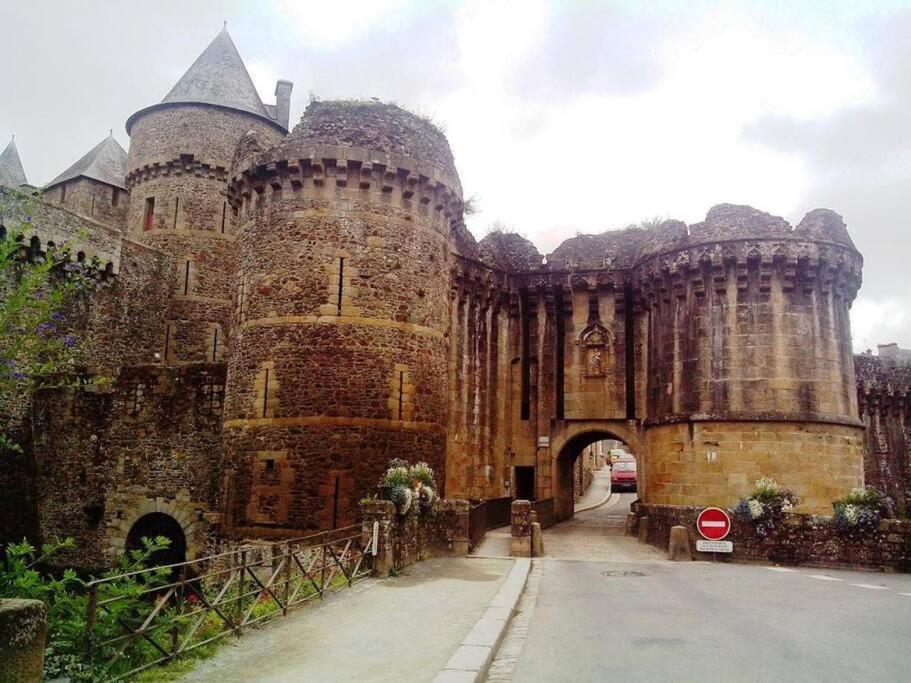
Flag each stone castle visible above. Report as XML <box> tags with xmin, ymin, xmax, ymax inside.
<box><xmin>1</xmin><ymin>28</ymin><xmax>908</xmax><ymax>566</ymax></box>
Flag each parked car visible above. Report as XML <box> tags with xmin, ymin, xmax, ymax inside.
<box><xmin>611</xmin><ymin>456</ymin><xmax>637</xmax><ymax>491</ymax></box>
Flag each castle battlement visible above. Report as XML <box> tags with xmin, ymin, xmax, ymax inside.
<box><xmin>3</xmin><ymin>26</ymin><xmax>908</xmax><ymax>569</ymax></box>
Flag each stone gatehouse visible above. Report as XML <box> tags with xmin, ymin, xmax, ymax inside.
<box><xmin>0</xmin><ymin>28</ymin><xmax>907</xmax><ymax>567</ymax></box>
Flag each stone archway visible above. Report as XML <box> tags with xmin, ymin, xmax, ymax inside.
<box><xmin>106</xmin><ymin>494</ymin><xmax>208</xmax><ymax>563</ymax></box>
<box><xmin>554</xmin><ymin>426</ymin><xmax>638</xmax><ymax>523</ymax></box>
<box><xmin>126</xmin><ymin>512</ymin><xmax>187</xmax><ymax>567</ymax></box>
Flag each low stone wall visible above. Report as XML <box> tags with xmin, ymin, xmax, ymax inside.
<box><xmin>361</xmin><ymin>498</ymin><xmax>469</xmax><ymax>576</ymax></box>
<box><xmin>634</xmin><ymin>504</ymin><xmax>911</xmax><ymax>573</ymax></box>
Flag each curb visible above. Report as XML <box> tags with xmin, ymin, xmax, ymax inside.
<box><xmin>432</xmin><ymin>557</ymin><xmax>531</xmax><ymax>683</ymax></box>
<box><xmin>574</xmin><ymin>484</ymin><xmax>615</xmax><ymax>514</ymax></box>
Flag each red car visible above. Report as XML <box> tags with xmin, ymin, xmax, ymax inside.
<box><xmin>611</xmin><ymin>456</ymin><xmax>637</xmax><ymax>492</ymax></box>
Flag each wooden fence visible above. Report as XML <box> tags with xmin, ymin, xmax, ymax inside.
<box><xmin>84</xmin><ymin>525</ymin><xmax>374</xmax><ymax>680</ymax></box>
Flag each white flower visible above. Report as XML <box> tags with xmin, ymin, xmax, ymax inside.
<box><xmin>754</xmin><ymin>477</ymin><xmax>781</xmax><ymax>498</ymax></box>
<box><xmin>844</xmin><ymin>504</ymin><xmax>860</xmax><ymax>525</ymax></box>
<box><xmin>781</xmin><ymin>499</ymin><xmax>793</xmax><ymax>512</ymax></box>
<box><xmin>748</xmin><ymin>499</ymin><xmax>764</xmax><ymax>520</ymax></box>
<box><xmin>400</xmin><ymin>487</ymin><xmax>413</xmax><ymax>514</ymax></box>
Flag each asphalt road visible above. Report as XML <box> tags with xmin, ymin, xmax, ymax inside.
<box><xmin>506</xmin><ymin>488</ymin><xmax>911</xmax><ymax>682</ymax></box>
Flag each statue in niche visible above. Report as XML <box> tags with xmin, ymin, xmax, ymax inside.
<box><xmin>580</xmin><ymin>324</ymin><xmax>610</xmax><ymax>378</ymax></box>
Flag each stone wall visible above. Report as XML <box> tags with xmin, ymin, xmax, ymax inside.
<box><xmin>856</xmin><ymin>355</ymin><xmax>911</xmax><ymax>516</ymax></box>
<box><xmin>30</xmin><ymin>364</ymin><xmax>224</xmax><ymax>569</ymax></box>
<box><xmin>44</xmin><ymin>177</ymin><xmax>127</xmax><ymax>230</ymax></box>
<box><xmin>360</xmin><ymin>498</ymin><xmax>469</xmax><ymax>576</ymax></box>
<box><xmin>635</xmin><ymin>503</ymin><xmax>911</xmax><ymax>573</ymax></box>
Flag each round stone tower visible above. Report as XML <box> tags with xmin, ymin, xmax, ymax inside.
<box><xmin>634</xmin><ymin>205</ymin><xmax>865</xmax><ymax>513</ymax></box>
<box><xmin>223</xmin><ymin>100</ymin><xmax>463</xmax><ymax>532</ymax></box>
<box><xmin>124</xmin><ymin>28</ymin><xmax>289</xmax><ymax>363</ymax></box>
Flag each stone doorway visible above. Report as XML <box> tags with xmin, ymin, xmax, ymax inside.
<box><xmin>126</xmin><ymin>512</ymin><xmax>188</xmax><ymax>568</ymax></box>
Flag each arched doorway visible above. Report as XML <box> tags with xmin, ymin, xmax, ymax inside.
<box><xmin>555</xmin><ymin>430</ymin><xmax>635</xmax><ymax>522</ymax></box>
<box><xmin>126</xmin><ymin>512</ymin><xmax>187</xmax><ymax>568</ymax></box>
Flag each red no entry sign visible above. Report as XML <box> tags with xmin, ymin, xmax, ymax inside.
<box><xmin>696</xmin><ymin>507</ymin><xmax>731</xmax><ymax>541</ymax></box>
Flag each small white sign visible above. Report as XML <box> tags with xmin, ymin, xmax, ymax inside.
<box><xmin>537</xmin><ymin>436</ymin><xmax>550</xmax><ymax>448</ymax></box>
<box><xmin>696</xmin><ymin>540</ymin><xmax>733</xmax><ymax>553</ymax></box>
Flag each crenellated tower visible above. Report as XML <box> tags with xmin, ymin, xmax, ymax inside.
<box><xmin>634</xmin><ymin>205</ymin><xmax>865</xmax><ymax>512</ymax></box>
<box><xmin>124</xmin><ymin>27</ymin><xmax>291</xmax><ymax>364</ymax></box>
<box><xmin>223</xmin><ymin>100</ymin><xmax>463</xmax><ymax>533</ymax></box>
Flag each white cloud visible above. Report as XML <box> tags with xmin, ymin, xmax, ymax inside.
<box><xmin>851</xmin><ymin>294</ymin><xmax>911</xmax><ymax>352</ymax></box>
<box><xmin>274</xmin><ymin>0</ymin><xmax>414</xmax><ymax>49</ymax></box>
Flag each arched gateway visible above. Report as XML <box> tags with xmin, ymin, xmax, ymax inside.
<box><xmin>554</xmin><ymin>425</ymin><xmax>638</xmax><ymax>522</ymax></box>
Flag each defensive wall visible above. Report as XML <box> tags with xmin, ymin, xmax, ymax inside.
<box><xmin>0</xmin><ymin>27</ymin><xmax>908</xmax><ymax>568</ymax></box>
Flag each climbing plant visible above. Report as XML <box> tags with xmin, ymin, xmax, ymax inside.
<box><xmin>0</xmin><ymin>194</ymin><xmax>105</xmax><ymax>452</ymax></box>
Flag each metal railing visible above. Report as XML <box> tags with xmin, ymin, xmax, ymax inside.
<box><xmin>532</xmin><ymin>498</ymin><xmax>556</xmax><ymax>528</ymax></box>
<box><xmin>84</xmin><ymin>525</ymin><xmax>374</xmax><ymax>680</ymax></box>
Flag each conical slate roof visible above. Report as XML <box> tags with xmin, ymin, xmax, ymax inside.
<box><xmin>46</xmin><ymin>133</ymin><xmax>127</xmax><ymax>190</ymax></box>
<box><xmin>0</xmin><ymin>138</ymin><xmax>28</xmax><ymax>188</ymax></box>
<box><xmin>126</xmin><ymin>28</ymin><xmax>282</xmax><ymax>133</ymax></box>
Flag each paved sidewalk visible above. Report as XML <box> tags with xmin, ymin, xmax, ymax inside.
<box><xmin>543</xmin><ymin>492</ymin><xmax>665</xmax><ymax>562</ymax></box>
<box><xmin>574</xmin><ymin>466</ymin><xmax>613</xmax><ymax>511</ymax></box>
<box><xmin>182</xmin><ymin>557</ymin><xmax>513</xmax><ymax>683</ymax></box>
<box><xmin>474</xmin><ymin>467</ymin><xmax>615</xmax><ymax>558</ymax></box>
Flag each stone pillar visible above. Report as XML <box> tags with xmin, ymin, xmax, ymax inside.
<box><xmin>434</xmin><ymin>499</ymin><xmax>470</xmax><ymax>556</ymax></box>
<box><xmin>361</xmin><ymin>500</ymin><xmax>395</xmax><ymax>577</ymax></box>
<box><xmin>531</xmin><ymin>522</ymin><xmax>544</xmax><ymax>557</ymax></box>
<box><xmin>668</xmin><ymin>525</ymin><xmax>692</xmax><ymax>561</ymax></box>
<box><xmin>510</xmin><ymin>499</ymin><xmax>533</xmax><ymax>557</ymax></box>
<box><xmin>625</xmin><ymin>512</ymin><xmax>637</xmax><ymax>536</ymax></box>
<box><xmin>0</xmin><ymin>599</ymin><xmax>47</xmax><ymax>683</ymax></box>
<box><xmin>637</xmin><ymin>515</ymin><xmax>650</xmax><ymax>544</ymax></box>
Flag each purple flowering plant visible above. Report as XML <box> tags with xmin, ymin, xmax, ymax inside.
<box><xmin>733</xmin><ymin>477</ymin><xmax>799</xmax><ymax>539</ymax></box>
<box><xmin>0</xmin><ymin>194</ymin><xmax>105</xmax><ymax>452</ymax></box>
<box><xmin>832</xmin><ymin>487</ymin><xmax>894</xmax><ymax>535</ymax></box>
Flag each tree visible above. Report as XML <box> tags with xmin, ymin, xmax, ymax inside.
<box><xmin>0</xmin><ymin>194</ymin><xmax>105</xmax><ymax>452</ymax></box>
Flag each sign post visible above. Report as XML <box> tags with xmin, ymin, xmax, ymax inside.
<box><xmin>695</xmin><ymin>507</ymin><xmax>733</xmax><ymax>554</ymax></box>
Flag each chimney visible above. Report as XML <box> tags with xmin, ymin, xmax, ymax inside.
<box><xmin>274</xmin><ymin>80</ymin><xmax>293</xmax><ymax>131</ymax></box>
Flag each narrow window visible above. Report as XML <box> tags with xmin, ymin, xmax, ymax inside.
<box><xmin>207</xmin><ymin>324</ymin><xmax>224</xmax><ymax>362</ymax></box>
<box><xmin>182</xmin><ymin>260</ymin><xmax>192</xmax><ymax>295</ymax></box>
<box><xmin>60</xmin><ymin>184</ymin><xmax>67</xmax><ymax>205</ymax></box>
<box><xmin>331</xmin><ymin>475</ymin><xmax>341</xmax><ymax>529</ymax></box>
<box><xmin>144</xmin><ymin>197</ymin><xmax>155</xmax><ymax>230</ymax></box>
<box><xmin>173</xmin><ymin>197</ymin><xmax>180</xmax><ymax>230</ymax></box>
<box><xmin>220</xmin><ymin>202</ymin><xmax>227</xmax><ymax>234</ymax></box>
<box><xmin>336</xmin><ymin>256</ymin><xmax>345</xmax><ymax>315</ymax></box>
<box><xmin>112</xmin><ymin>188</ymin><xmax>120</xmax><ymax>207</ymax></box>
<box><xmin>90</xmin><ymin>192</ymin><xmax>96</xmax><ymax>216</ymax></box>
<box><xmin>254</xmin><ymin>363</ymin><xmax>278</xmax><ymax>418</ymax></box>
<box><xmin>397</xmin><ymin>370</ymin><xmax>405</xmax><ymax>420</ymax></box>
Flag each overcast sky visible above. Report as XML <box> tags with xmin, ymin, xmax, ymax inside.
<box><xmin>2</xmin><ymin>0</ymin><xmax>909</xmax><ymax>351</ymax></box>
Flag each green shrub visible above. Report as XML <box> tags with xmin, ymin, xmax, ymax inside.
<box><xmin>0</xmin><ymin>536</ymin><xmax>172</xmax><ymax>680</ymax></box>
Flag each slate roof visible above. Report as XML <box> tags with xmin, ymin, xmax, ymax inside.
<box><xmin>127</xmin><ymin>28</ymin><xmax>282</xmax><ymax>133</ymax></box>
<box><xmin>45</xmin><ymin>133</ymin><xmax>127</xmax><ymax>190</ymax></box>
<box><xmin>0</xmin><ymin>139</ymin><xmax>28</xmax><ymax>188</ymax></box>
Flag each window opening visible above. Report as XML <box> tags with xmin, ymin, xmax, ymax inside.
<box><xmin>336</xmin><ymin>256</ymin><xmax>345</xmax><ymax>315</ymax></box>
<box><xmin>144</xmin><ymin>197</ymin><xmax>155</xmax><ymax>230</ymax></box>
